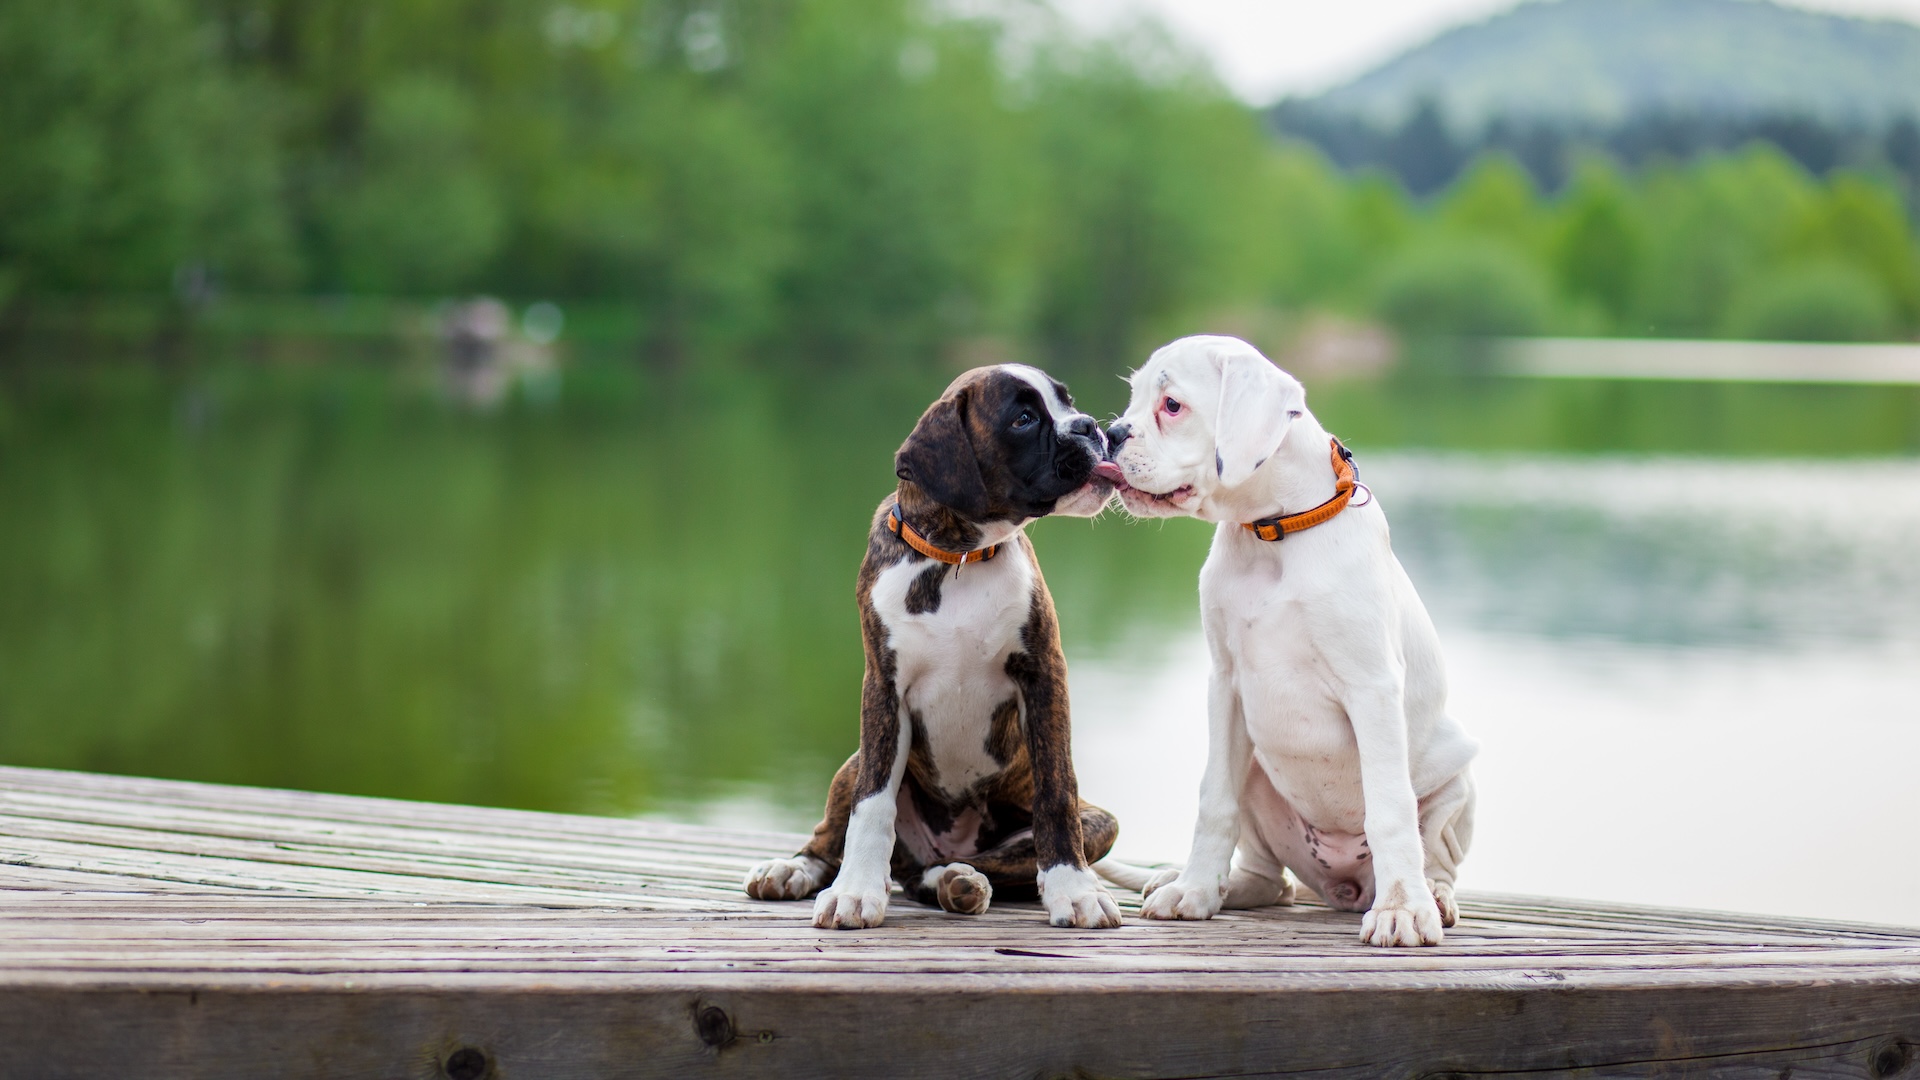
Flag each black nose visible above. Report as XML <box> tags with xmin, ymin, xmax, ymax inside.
<box><xmin>1068</xmin><ymin>415</ymin><xmax>1101</xmax><ymax>442</ymax></box>
<box><xmin>1104</xmin><ymin>420</ymin><xmax>1131</xmax><ymax>457</ymax></box>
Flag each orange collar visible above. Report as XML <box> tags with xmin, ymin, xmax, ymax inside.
<box><xmin>887</xmin><ymin>503</ymin><xmax>999</xmax><ymax>565</ymax></box>
<box><xmin>1241</xmin><ymin>438</ymin><xmax>1363</xmax><ymax>542</ymax></box>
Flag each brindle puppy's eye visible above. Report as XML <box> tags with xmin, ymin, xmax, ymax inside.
<box><xmin>1164</xmin><ymin>398</ymin><xmax>1183</xmax><ymax>416</ymax></box>
<box><xmin>1012</xmin><ymin>409</ymin><xmax>1038</xmax><ymax>430</ymax></box>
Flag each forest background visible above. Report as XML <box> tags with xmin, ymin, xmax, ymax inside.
<box><xmin>4</xmin><ymin>0</ymin><xmax>1920</xmax><ymax>369</ymax></box>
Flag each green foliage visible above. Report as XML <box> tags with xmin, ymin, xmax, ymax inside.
<box><xmin>1721</xmin><ymin>261</ymin><xmax>1897</xmax><ymax>342</ymax></box>
<box><xmin>3</xmin><ymin>0</ymin><xmax>1918</xmax><ymax>351</ymax></box>
<box><xmin>322</xmin><ymin>76</ymin><xmax>506</xmax><ymax>293</ymax></box>
<box><xmin>1374</xmin><ymin>241</ymin><xmax>1553</xmax><ymax>338</ymax></box>
<box><xmin>0</xmin><ymin>0</ymin><xmax>292</xmax><ymax>292</ymax></box>
<box><xmin>1294</xmin><ymin>141</ymin><xmax>1920</xmax><ymax>344</ymax></box>
<box><xmin>1024</xmin><ymin>44</ymin><xmax>1268</xmax><ymax>365</ymax></box>
<box><xmin>1439</xmin><ymin>155</ymin><xmax>1543</xmax><ymax>250</ymax></box>
<box><xmin>1551</xmin><ymin>160</ymin><xmax>1643</xmax><ymax>327</ymax></box>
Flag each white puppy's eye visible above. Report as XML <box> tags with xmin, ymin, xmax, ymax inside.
<box><xmin>1163</xmin><ymin>397</ymin><xmax>1183</xmax><ymax>416</ymax></box>
<box><xmin>1288</xmin><ymin>409</ymin><xmax>1302</xmax><ymax>419</ymax></box>
<box><xmin>1012</xmin><ymin>409</ymin><xmax>1038</xmax><ymax>430</ymax></box>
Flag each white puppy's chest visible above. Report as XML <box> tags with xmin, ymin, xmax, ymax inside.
<box><xmin>1204</xmin><ymin>532</ymin><xmax>1394</xmax><ymax>831</ymax></box>
<box><xmin>870</xmin><ymin>545</ymin><xmax>1035</xmax><ymax>797</ymax></box>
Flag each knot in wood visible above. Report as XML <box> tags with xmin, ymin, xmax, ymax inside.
<box><xmin>696</xmin><ymin>1005</ymin><xmax>736</xmax><ymax>1048</ymax></box>
<box><xmin>1870</xmin><ymin>1039</ymin><xmax>1913</xmax><ymax>1078</ymax></box>
<box><xmin>443</xmin><ymin>1047</ymin><xmax>489</xmax><ymax>1080</ymax></box>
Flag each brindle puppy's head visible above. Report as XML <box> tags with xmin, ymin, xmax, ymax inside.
<box><xmin>894</xmin><ymin>365</ymin><xmax>1113</xmax><ymax>523</ymax></box>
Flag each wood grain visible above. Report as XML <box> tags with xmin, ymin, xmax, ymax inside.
<box><xmin>3</xmin><ymin>765</ymin><xmax>1917</xmax><ymax>1079</ymax></box>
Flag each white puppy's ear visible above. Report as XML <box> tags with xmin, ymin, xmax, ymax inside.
<box><xmin>1213</xmin><ymin>349</ymin><xmax>1298</xmax><ymax>488</ymax></box>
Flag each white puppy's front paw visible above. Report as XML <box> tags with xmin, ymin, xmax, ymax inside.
<box><xmin>1038</xmin><ymin>865</ymin><xmax>1122</xmax><ymax>929</ymax></box>
<box><xmin>1359</xmin><ymin>881</ymin><xmax>1444</xmax><ymax>947</ymax></box>
<box><xmin>812</xmin><ymin>882</ymin><xmax>889</xmax><ymax>929</ymax></box>
<box><xmin>743</xmin><ymin>855</ymin><xmax>829</xmax><ymax>901</ymax></box>
<box><xmin>1137</xmin><ymin>874</ymin><xmax>1225</xmax><ymax>921</ymax></box>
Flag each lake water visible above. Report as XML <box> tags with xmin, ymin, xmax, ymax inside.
<box><xmin>2</xmin><ymin>355</ymin><xmax>1916</xmax><ymax>925</ymax></box>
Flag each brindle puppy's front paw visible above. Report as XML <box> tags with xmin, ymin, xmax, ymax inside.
<box><xmin>933</xmin><ymin>863</ymin><xmax>992</xmax><ymax>915</ymax></box>
<box><xmin>1138</xmin><ymin>874</ymin><xmax>1224</xmax><ymax>921</ymax></box>
<box><xmin>1038</xmin><ymin>865</ymin><xmax>1122</xmax><ymax>929</ymax></box>
<box><xmin>743</xmin><ymin>856</ymin><xmax>829</xmax><ymax>901</ymax></box>
<box><xmin>1359</xmin><ymin>880</ymin><xmax>1444</xmax><ymax>947</ymax></box>
<box><xmin>813</xmin><ymin>882</ymin><xmax>889</xmax><ymax>929</ymax></box>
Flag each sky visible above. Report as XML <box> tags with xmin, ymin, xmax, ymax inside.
<box><xmin>1054</xmin><ymin>0</ymin><xmax>1920</xmax><ymax>104</ymax></box>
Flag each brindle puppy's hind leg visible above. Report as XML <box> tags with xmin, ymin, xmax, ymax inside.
<box><xmin>888</xmin><ymin>814</ymin><xmax>993</xmax><ymax>915</ymax></box>
<box><xmin>955</xmin><ymin>802</ymin><xmax>1119</xmax><ymax>904</ymax></box>
<box><xmin>744</xmin><ymin>752</ymin><xmax>856</xmax><ymax>901</ymax></box>
<box><xmin>900</xmin><ymin>863</ymin><xmax>993</xmax><ymax>915</ymax></box>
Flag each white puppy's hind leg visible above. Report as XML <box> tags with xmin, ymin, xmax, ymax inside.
<box><xmin>1142</xmin><ymin>865</ymin><xmax>1181</xmax><ymax>897</ymax></box>
<box><xmin>1215</xmin><ymin>822</ymin><xmax>1295</xmax><ymax>910</ymax></box>
<box><xmin>1222</xmin><ymin>865</ymin><xmax>1294</xmax><ymax>909</ymax></box>
<box><xmin>1419</xmin><ymin>769</ymin><xmax>1476</xmax><ymax>929</ymax></box>
<box><xmin>744</xmin><ymin>855</ymin><xmax>830</xmax><ymax>901</ymax></box>
<box><xmin>1092</xmin><ymin>858</ymin><xmax>1174</xmax><ymax>894</ymax></box>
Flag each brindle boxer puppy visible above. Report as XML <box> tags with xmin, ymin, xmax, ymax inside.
<box><xmin>744</xmin><ymin>365</ymin><xmax>1123</xmax><ymax>930</ymax></box>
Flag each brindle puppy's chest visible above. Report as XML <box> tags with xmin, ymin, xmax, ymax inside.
<box><xmin>867</xmin><ymin>543</ymin><xmax>1036</xmax><ymax>804</ymax></box>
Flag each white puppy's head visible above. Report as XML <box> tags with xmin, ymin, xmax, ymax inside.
<box><xmin>1097</xmin><ymin>336</ymin><xmax>1308</xmax><ymax>522</ymax></box>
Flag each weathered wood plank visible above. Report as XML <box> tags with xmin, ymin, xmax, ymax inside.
<box><xmin>3</xmin><ymin>765</ymin><xmax>1918</xmax><ymax>1079</ymax></box>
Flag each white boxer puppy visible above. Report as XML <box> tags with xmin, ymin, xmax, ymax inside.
<box><xmin>1094</xmin><ymin>335</ymin><xmax>1477</xmax><ymax>947</ymax></box>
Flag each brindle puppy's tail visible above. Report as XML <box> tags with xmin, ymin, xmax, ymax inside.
<box><xmin>1093</xmin><ymin>858</ymin><xmax>1178</xmax><ymax>894</ymax></box>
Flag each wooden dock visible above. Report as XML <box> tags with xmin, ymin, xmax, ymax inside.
<box><xmin>4</xmin><ymin>764</ymin><xmax>1918</xmax><ymax>1079</ymax></box>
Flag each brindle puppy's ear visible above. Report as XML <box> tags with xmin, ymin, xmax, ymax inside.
<box><xmin>895</xmin><ymin>392</ymin><xmax>990</xmax><ymax>518</ymax></box>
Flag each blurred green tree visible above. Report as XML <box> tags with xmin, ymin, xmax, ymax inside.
<box><xmin>1783</xmin><ymin>175</ymin><xmax>1920</xmax><ymax>330</ymax></box>
<box><xmin>1550</xmin><ymin>159</ymin><xmax>1643</xmax><ymax>331</ymax></box>
<box><xmin>321</xmin><ymin>76</ymin><xmax>505</xmax><ymax>293</ymax></box>
<box><xmin>1374</xmin><ymin>240</ymin><xmax>1554</xmax><ymax>339</ymax></box>
<box><xmin>1721</xmin><ymin>260</ymin><xmax>1898</xmax><ymax>341</ymax></box>
<box><xmin>3</xmin><ymin>0</ymin><xmax>1917</xmax><ymax>351</ymax></box>
<box><xmin>1440</xmin><ymin>154</ymin><xmax>1544</xmax><ymax>252</ymax></box>
<box><xmin>0</xmin><ymin>0</ymin><xmax>293</xmax><ymax>294</ymax></box>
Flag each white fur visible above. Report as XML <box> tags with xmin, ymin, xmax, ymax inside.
<box><xmin>743</xmin><ymin>854</ymin><xmax>830</xmax><ymax>900</ymax></box>
<box><xmin>812</xmin><ymin>723</ymin><xmax>912</xmax><ymax>928</ymax></box>
<box><xmin>872</xmin><ymin>542</ymin><xmax>1036</xmax><ymax>798</ymax></box>
<box><xmin>1002</xmin><ymin>363</ymin><xmax>1076</xmax><ymax>429</ymax></box>
<box><xmin>1110</xmin><ymin>336</ymin><xmax>1478</xmax><ymax>947</ymax></box>
<box><xmin>1038</xmin><ymin>863</ymin><xmax>1122</xmax><ymax>929</ymax></box>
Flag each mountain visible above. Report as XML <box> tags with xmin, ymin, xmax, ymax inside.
<box><xmin>1308</xmin><ymin>0</ymin><xmax>1920</xmax><ymax>130</ymax></box>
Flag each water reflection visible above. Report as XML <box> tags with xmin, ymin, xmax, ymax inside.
<box><xmin>1</xmin><ymin>360</ymin><xmax>1916</xmax><ymax>923</ymax></box>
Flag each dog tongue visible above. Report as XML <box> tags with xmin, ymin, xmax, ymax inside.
<box><xmin>1093</xmin><ymin>461</ymin><xmax>1126</xmax><ymax>483</ymax></box>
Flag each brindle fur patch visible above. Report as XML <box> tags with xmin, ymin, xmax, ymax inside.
<box><xmin>903</xmin><ymin>563</ymin><xmax>946</xmax><ymax>616</ymax></box>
